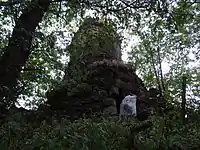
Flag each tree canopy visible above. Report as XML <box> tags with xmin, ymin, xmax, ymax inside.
<box><xmin>0</xmin><ymin>0</ymin><xmax>199</xmax><ymax>109</ymax></box>
<box><xmin>0</xmin><ymin>0</ymin><xmax>200</xmax><ymax>149</ymax></box>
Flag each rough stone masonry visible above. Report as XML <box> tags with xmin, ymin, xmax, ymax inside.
<box><xmin>46</xmin><ymin>17</ymin><xmax>152</xmax><ymax>121</ymax></box>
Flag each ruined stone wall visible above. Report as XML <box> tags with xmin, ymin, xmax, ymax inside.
<box><xmin>46</xmin><ymin>17</ymin><xmax>151</xmax><ymax>120</ymax></box>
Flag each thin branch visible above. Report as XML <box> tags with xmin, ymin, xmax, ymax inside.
<box><xmin>149</xmin><ymin>49</ymin><xmax>162</xmax><ymax>93</ymax></box>
<box><xmin>22</xmin><ymin>68</ymin><xmax>44</xmax><ymax>72</ymax></box>
<box><xmin>0</xmin><ymin>0</ymin><xmax>150</xmax><ymax>10</ymax></box>
<box><xmin>0</xmin><ymin>0</ymin><xmax>63</xmax><ymax>7</ymax></box>
<box><xmin>0</xmin><ymin>0</ymin><xmax>51</xmax><ymax>101</ymax></box>
<box><xmin>157</xmin><ymin>46</ymin><xmax>165</xmax><ymax>93</ymax></box>
<box><xmin>121</xmin><ymin>0</ymin><xmax>149</xmax><ymax>9</ymax></box>
<box><xmin>0</xmin><ymin>0</ymin><xmax>21</xmax><ymax>6</ymax></box>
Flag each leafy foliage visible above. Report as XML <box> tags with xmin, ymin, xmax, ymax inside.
<box><xmin>127</xmin><ymin>1</ymin><xmax>200</xmax><ymax>107</ymax></box>
<box><xmin>1</xmin><ymin>0</ymin><xmax>199</xmax><ymax>109</ymax></box>
<box><xmin>1</xmin><ymin>113</ymin><xmax>200</xmax><ymax>150</ymax></box>
<box><xmin>0</xmin><ymin>0</ymin><xmax>199</xmax><ymax>149</ymax></box>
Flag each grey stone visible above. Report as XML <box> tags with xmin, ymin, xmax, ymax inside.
<box><xmin>102</xmin><ymin>98</ymin><xmax>116</xmax><ymax>106</ymax></box>
<box><xmin>103</xmin><ymin>106</ymin><xmax>117</xmax><ymax>116</ymax></box>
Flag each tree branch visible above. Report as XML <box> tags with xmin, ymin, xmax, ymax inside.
<box><xmin>121</xmin><ymin>0</ymin><xmax>149</xmax><ymax>9</ymax></box>
<box><xmin>0</xmin><ymin>0</ymin><xmax>62</xmax><ymax>7</ymax></box>
<box><xmin>22</xmin><ymin>68</ymin><xmax>44</xmax><ymax>72</ymax></box>
<box><xmin>149</xmin><ymin>48</ymin><xmax>162</xmax><ymax>93</ymax></box>
<box><xmin>157</xmin><ymin>46</ymin><xmax>165</xmax><ymax>94</ymax></box>
<box><xmin>0</xmin><ymin>0</ymin><xmax>51</xmax><ymax>101</ymax></box>
<box><xmin>0</xmin><ymin>0</ymin><xmax>21</xmax><ymax>6</ymax></box>
<box><xmin>181</xmin><ymin>75</ymin><xmax>187</xmax><ymax>125</ymax></box>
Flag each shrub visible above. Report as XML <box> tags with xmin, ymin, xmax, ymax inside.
<box><xmin>0</xmin><ymin>114</ymin><xmax>200</xmax><ymax>150</ymax></box>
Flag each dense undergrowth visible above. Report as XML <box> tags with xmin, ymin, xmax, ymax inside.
<box><xmin>1</xmin><ymin>110</ymin><xmax>200</xmax><ymax>150</ymax></box>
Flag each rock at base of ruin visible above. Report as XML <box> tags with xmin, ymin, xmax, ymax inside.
<box><xmin>47</xmin><ymin>58</ymin><xmax>151</xmax><ymax>120</ymax></box>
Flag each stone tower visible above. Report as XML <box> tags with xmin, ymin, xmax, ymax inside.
<box><xmin>46</xmin><ymin>17</ymin><xmax>151</xmax><ymax>120</ymax></box>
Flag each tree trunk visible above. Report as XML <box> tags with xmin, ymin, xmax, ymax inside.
<box><xmin>181</xmin><ymin>75</ymin><xmax>187</xmax><ymax>124</ymax></box>
<box><xmin>157</xmin><ymin>46</ymin><xmax>165</xmax><ymax>93</ymax></box>
<box><xmin>0</xmin><ymin>0</ymin><xmax>50</xmax><ymax>102</ymax></box>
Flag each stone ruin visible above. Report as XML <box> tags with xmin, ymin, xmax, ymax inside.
<box><xmin>46</xmin><ymin>17</ymin><xmax>152</xmax><ymax>121</ymax></box>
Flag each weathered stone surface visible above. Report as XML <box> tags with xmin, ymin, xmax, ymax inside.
<box><xmin>67</xmin><ymin>17</ymin><xmax>122</xmax><ymax>64</ymax></box>
<box><xmin>46</xmin><ymin>17</ymin><xmax>152</xmax><ymax>120</ymax></box>
<box><xmin>103</xmin><ymin>98</ymin><xmax>116</xmax><ymax>107</ymax></box>
<box><xmin>103</xmin><ymin>106</ymin><xmax>118</xmax><ymax>116</ymax></box>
